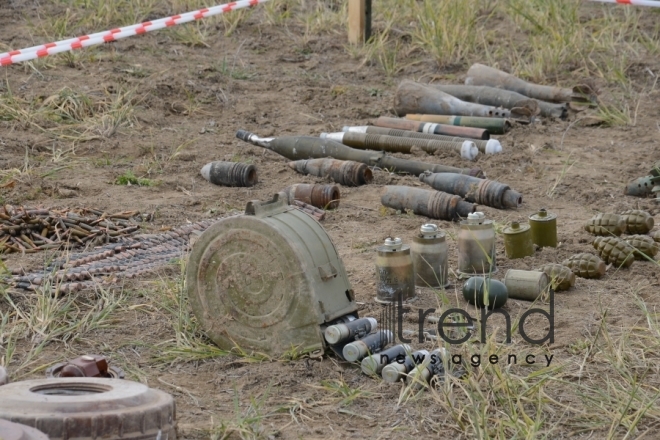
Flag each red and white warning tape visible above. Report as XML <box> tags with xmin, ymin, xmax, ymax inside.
<box><xmin>0</xmin><ymin>0</ymin><xmax>269</xmax><ymax>66</ymax></box>
<box><xmin>587</xmin><ymin>0</ymin><xmax>660</xmax><ymax>6</ymax></box>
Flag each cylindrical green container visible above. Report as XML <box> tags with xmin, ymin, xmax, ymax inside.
<box><xmin>376</xmin><ymin>237</ymin><xmax>416</xmax><ymax>304</ymax></box>
<box><xmin>503</xmin><ymin>269</ymin><xmax>550</xmax><ymax>301</ymax></box>
<box><xmin>529</xmin><ymin>208</ymin><xmax>557</xmax><ymax>248</ymax></box>
<box><xmin>462</xmin><ymin>277</ymin><xmax>508</xmax><ymax>309</ymax></box>
<box><xmin>502</xmin><ymin>221</ymin><xmax>534</xmax><ymax>259</ymax></box>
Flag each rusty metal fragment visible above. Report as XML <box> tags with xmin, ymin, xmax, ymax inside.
<box><xmin>46</xmin><ymin>355</ymin><xmax>125</xmax><ymax>379</ymax></box>
<box><xmin>291</xmin><ymin>199</ymin><xmax>326</xmax><ymax>221</ymax></box>
<box><xmin>373</xmin><ymin>116</ymin><xmax>489</xmax><ymax>140</ymax></box>
<box><xmin>465</xmin><ymin>63</ymin><xmax>598</xmax><ymax>105</ymax></box>
<box><xmin>287</xmin><ymin>158</ymin><xmax>372</xmax><ymax>186</ymax></box>
<box><xmin>381</xmin><ymin>186</ymin><xmax>476</xmax><ymax>221</ymax></box>
<box><xmin>283</xmin><ymin>184</ymin><xmax>340</xmax><ymax>210</ymax></box>
<box><xmin>200</xmin><ymin>161</ymin><xmax>257</xmax><ymax>187</ymax></box>
<box><xmin>430</xmin><ymin>84</ymin><xmax>568</xmax><ymax>119</ymax></box>
<box><xmin>419</xmin><ymin>171</ymin><xmax>522</xmax><ymax>209</ymax></box>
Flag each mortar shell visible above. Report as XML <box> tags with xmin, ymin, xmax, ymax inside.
<box><xmin>529</xmin><ymin>208</ymin><xmax>557</xmax><ymax>248</ymax></box>
<box><xmin>502</xmin><ymin>222</ymin><xmax>534</xmax><ymax>259</ymax></box>
<box><xmin>457</xmin><ymin>212</ymin><xmax>497</xmax><ymax>276</ymax></box>
<box><xmin>200</xmin><ymin>161</ymin><xmax>258</xmax><ymax>187</ymax></box>
<box><xmin>404</xmin><ymin>114</ymin><xmax>512</xmax><ymax>134</ymax></box>
<box><xmin>375</xmin><ymin>240</ymin><xmax>416</xmax><ymax>304</ymax></box>
<box><xmin>503</xmin><ymin>270</ymin><xmax>550</xmax><ymax>301</ymax></box>
<box><xmin>411</xmin><ymin>226</ymin><xmax>449</xmax><ymax>288</ymax></box>
<box><xmin>419</xmin><ymin>172</ymin><xmax>522</xmax><ymax>209</ymax></box>
<box><xmin>284</xmin><ymin>184</ymin><xmax>340</xmax><ymax>210</ymax></box>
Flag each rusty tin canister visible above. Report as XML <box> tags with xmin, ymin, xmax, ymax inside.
<box><xmin>503</xmin><ymin>269</ymin><xmax>550</xmax><ymax>301</ymax></box>
<box><xmin>411</xmin><ymin>224</ymin><xmax>450</xmax><ymax>288</ymax></box>
<box><xmin>502</xmin><ymin>221</ymin><xmax>534</xmax><ymax>259</ymax></box>
<box><xmin>457</xmin><ymin>212</ymin><xmax>497</xmax><ymax>277</ymax></box>
<box><xmin>376</xmin><ymin>237</ymin><xmax>416</xmax><ymax>304</ymax></box>
<box><xmin>529</xmin><ymin>208</ymin><xmax>557</xmax><ymax>248</ymax></box>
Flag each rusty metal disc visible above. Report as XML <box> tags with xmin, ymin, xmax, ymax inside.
<box><xmin>0</xmin><ymin>378</ymin><xmax>176</xmax><ymax>440</ymax></box>
<box><xmin>45</xmin><ymin>362</ymin><xmax>125</xmax><ymax>379</ymax></box>
<box><xmin>0</xmin><ymin>419</ymin><xmax>49</xmax><ymax>440</ymax></box>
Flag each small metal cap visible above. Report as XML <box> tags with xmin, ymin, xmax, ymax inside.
<box><xmin>503</xmin><ymin>221</ymin><xmax>530</xmax><ymax>235</ymax></box>
<box><xmin>81</xmin><ymin>355</ymin><xmax>95</xmax><ymax>361</ymax></box>
<box><xmin>383</xmin><ymin>237</ymin><xmax>403</xmax><ymax>250</ymax></box>
<box><xmin>538</xmin><ymin>209</ymin><xmax>547</xmax><ymax>218</ymax></box>
<box><xmin>467</xmin><ymin>212</ymin><xmax>485</xmax><ymax>224</ymax></box>
<box><xmin>420</xmin><ymin>223</ymin><xmax>439</xmax><ymax>237</ymax></box>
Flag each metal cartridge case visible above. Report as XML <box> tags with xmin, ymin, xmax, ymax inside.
<box><xmin>502</xmin><ymin>222</ymin><xmax>534</xmax><ymax>259</ymax></box>
<box><xmin>375</xmin><ymin>238</ymin><xmax>416</xmax><ymax>304</ymax></box>
<box><xmin>503</xmin><ymin>270</ymin><xmax>550</xmax><ymax>302</ymax></box>
<box><xmin>457</xmin><ymin>212</ymin><xmax>497</xmax><ymax>276</ymax></box>
<box><xmin>529</xmin><ymin>208</ymin><xmax>557</xmax><ymax>248</ymax></box>
<box><xmin>411</xmin><ymin>224</ymin><xmax>449</xmax><ymax>288</ymax></box>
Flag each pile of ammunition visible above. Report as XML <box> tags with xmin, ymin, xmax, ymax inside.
<box><xmin>0</xmin><ymin>205</ymin><xmax>149</xmax><ymax>255</ymax></box>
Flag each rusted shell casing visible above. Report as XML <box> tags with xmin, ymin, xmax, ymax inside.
<box><xmin>457</xmin><ymin>212</ymin><xmax>497</xmax><ymax>276</ymax></box>
<box><xmin>0</xmin><ymin>419</ymin><xmax>49</xmax><ymax>440</ymax></box>
<box><xmin>465</xmin><ymin>63</ymin><xmax>598</xmax><ymax>104</ymax></box>
<box><xmin>404</xmin><ymin>114</ymin><xmax>512</xmax><ymax>134</ymax></box>
<box><xmin>375</xmin><ymin>238</ymin><xmax>416</xmax><ymax>304</ymax></box>
<box><xmin>623</xmin><ymin>235</ymin><xmax>658</xmax><ymax>260</ymax></box>
<box><xmin>650</xmin><ymin>230</ymin><xmax>660</xmax><ymax>243</ymax></box>
<box><xmin>621</xmin><ymin>209</ymin><xmax>654</xmax><ymax>234</ymax></box>
<box><xmin>593</xmin><ymin>236</ymin><xmax>635</xmax><ymax>268</ymax></box>
<box><xmin>324</xmin><ymin>131</ymin><xmax>479</xmax><ymax>161</ymax></box>
<box><xmin>381</xmin><ymin>186</ymin><xmax>476</xmax><ymax>222</ymax></box>
<box><xmin>539</xmin><ymin>263</ymin><xmax>575</xmax><ymax>291</ymax></box>
<box><xmin>502</xmin><ymin>222</ymin><xmax>534</xmax><ymax>259</ymax></box>
<box><xmin>283</xmin><ymin>184</ymin><xmax>340</xmax><ymax>210</ymax></box>
<box><xmin>200</xmin><ymin>161</ymin><xmax>257</xmax><ymax>187</ymax></box>
<box><xmin>394</xmin><ymin>80</ymin><xmax>512</xmax><ymax>119</ymax></box>
<box><xmin>503</xmin><ymin>269</ymin><xmax>550</xmax><ymax>301</ymax></box>
<box><xmin>411</xmin><ymin>224</ymin><xmax>450</xmax><ymax>288</ymax></box>
<box><xmin>624</xmin><ymin>175</ymin><xmax>660</xmax><ymax>198</ymax></box>
<box><xmin>373</xmin><ymin>116</ymin><xmax>489</xmax><ymax>140</ymax></box>
<box><xmin>585</xmin><ymin>213</ymin><xmax>625</xmax><ymax>236</ymax></box>
<box><xmin>342</xmin><ymin>125</ymin><xmax>501</xmax><ymax>154</ymax></box>
<box><xmin>429</xmin><ymin>84</ymin><xmax>568</xmax><ymax>119</ymax></box>
<box><xmin>419</xmin><ymin>171</ymin><xmax>522</xmax><ymax>210</ymax></box>
<box><xmin>529</xmin><ymin>209</ymin><xmax>557</xmax><ymax>248</ymax></box>
<box><xmin>562</xmin><ymin>253</ymin><xmax>606</xmax><ymax>279</ymax></box>
<box><xmin>287</xmin><ymin>158</ymin><xmax>372</xmax><ymax>187</ymax></box>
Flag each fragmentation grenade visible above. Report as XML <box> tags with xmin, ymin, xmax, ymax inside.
<box><xmin>584</xmin><ymin>213</ymin><xmax>625</xmax><ymax>236</ymax></box>
<box><xmin>592</xmin><ymin>236</ymin><xmax>635</xmax><ymax>268</ymax></box>
<box><xmin>624</xmin><ymin>235</ymin><xmax>658</xmax><ymax>260</ymax></box>
<box><xmin>562</xmin><ymin>253</ymin><xmax>606</xmax><ymax>279</ymax></box>
<box><xmin>539</xmin><ymin>263</ymin><xmax>575</xmax><ymax>291</ymax></box>
<box><xmin>650</xmin><ymin>230</ymin><xmax>660</xmax><ymax>243</ymax></box>
<box><xmin>620</xmin><ymin>210</ymin><xmax>654</xmax><ymax>234</ymax></box>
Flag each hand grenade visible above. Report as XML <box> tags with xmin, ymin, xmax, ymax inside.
<box><xmin>649</xmin><ymin>230</ymin><xmax>660</xmax><ymax>243</ymax></box>
<box><xmin>584</xmin><ymin>213</ymin><xmax>625</xmax><ymax>236</ymax></box>
<box><xmin>539</xmin><ymin>263</ymin><xmax>575</xmax><ymax>291</ymax></box>
<box><xmin>562</xmin><ymin>253</ymin><xmax>606</xmax><ymax>279</ymax></box>
<box><xmin>592</xmin><ymin>236</ymin><xmax>635</xmax><ymax>268</ymax></box>
<box><xmin>620</xmin><ymin>210</ymin><xmax>654</xmax><ymax>234</ymax></box>
<box><xmin>623</xmin><ymin>235</ymin><xmax>658</xmax><ymax>260</ymax></box>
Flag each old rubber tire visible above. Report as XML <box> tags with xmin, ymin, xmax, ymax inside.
<box><xmin>0</xmin><ymin>378</ymin><xmax>176</xmax><ymax>440</ymax></box>
<box><xmin>0</xmin><ymin>419</ymin><xmax>49</xmax><ymax>440</ymax></box>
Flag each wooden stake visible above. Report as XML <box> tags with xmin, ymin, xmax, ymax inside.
<box><xmin>348</xmin><ymin>0</ymin><xmax>371</xmax><ymax>44</ymax></box>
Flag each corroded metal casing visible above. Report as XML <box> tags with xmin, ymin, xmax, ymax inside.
<box><xmin>621</xmin><ymin>210</ymin><xmax>654</xmax><ymax>234</ymax></box>
<box><xmin>462</xmin><ymin>277</ymin><xmax>508</xmax><ymax>309</ymax></box>
<box><xmin>585</xmin><ymin>213</ymin><xmax>625</xmax><ymax>236</ymax></box>
<box><xmin>624</xmin><ymin>235</ymin><xmax>658</xmax><ymax>260</ymax></box>
<box><xmin>185</xmin><ymin>192</ymin><xmax>358</xmax><ymax>357</ymax></box>
<box><xmin>650</xmin><ymin>230</ymin><xmax>660</xmax><ymax>243</ymax></box>
<box><xmin>287</xmin><ymin>158</ymin><xmax>373</xmax><ymax>187</ymax></box>
<box><xmin>283</xmin><ymin>183</ymin><xmax>340</xmax><ymax>210</ymax></box>
<box><xmin>502</xmin><ymin>222</ymin><xmax>534</xmax><ymax>259</ymax></box>
<box><xmin>457</xmin><ymin>212</ymin><xmax>497</xmax><ymax>276</ymax></box>
<box><xmin>529</xmin><ymin>208</ymin><xmax>557</xmax><ymax>248</ymax></box>
<box><xmin>376</xmin><ymin>238</ymin><xmax>416</xmax><ymax>304</ymax></box>
<box><xmin>539</xmin><ymin>263</ymin><xmax>575</xmax><ymax>291</ymax></box>
<box><xmin>200</xmin><ymin>161</ymin><xmax>257</xmax><ymax>187</ymax></box>
<box><xmin>503</xmin><ymin>270</ymin><xmax>550</xmax><ymax>301</ymax></box>
<box><xmin>411</xmin><ymin>224</ymin><xmax>449</xmax><ymax>288</ymax></box>
<box><xmin>381</xmin><ymin>186</ymin><xmax>476</xmax><ymax>221</ymax></box>
<box><xmin>562</xmin><ymin>253</ymin><xmax>606</xmax><ymax>279</ymax></box>
<box><xmin>593</xmin><ymin>236</ymin><xmax>635</xmax><ymax>268</ymax></box>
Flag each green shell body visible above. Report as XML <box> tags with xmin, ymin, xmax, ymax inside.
<box><xmin>621</xmin><ymin>210</ymin><xmax>654</xmax><ymax>234</ymax></box>
<box><xmin>539</xmin><ymin>263</ymin><xmax>575</xmax><ymax>291</ymax></box>
<box><xmin>592</xmin><ymin>236</ymin><xmax>635</xmax><ymax>267</ymax></box>
<box><xmin>624</xmin><ymin>235</ymin><xmax>658</xmax><ymax>260</ymax></box>
<box><xmin>562</xmin><ymin>253</ymin><xmax>606</xmax><ymax>279</ymax></box>
<box><xmin>461</xmin><ymin>277</ymin><xmax>508</xmax><ymax>309</ymax></box>
<box><xmin>584</xmin><ymin>213</ymin><xmax>625</xmax><ymax>236</ymax></box>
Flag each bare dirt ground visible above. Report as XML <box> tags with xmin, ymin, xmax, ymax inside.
<box><xmin>2</xmin><ymin>1</ymin><xmax>660</xmax><ymax>439</ymax></box>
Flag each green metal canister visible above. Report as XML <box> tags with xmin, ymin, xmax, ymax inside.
<box><xmin>376</xmin><ymin>237</ymin><xmax>416</xmax><ymax>304</ymax></box>
<box><xmin>529</xmin><ymin>208</ymin><xmax>557</xmax><ymax>248</ymax></box>
<box><xmin>502</xmin><ymin>221</ymin><xmax>534</xmax><ymax>259</ymax></box>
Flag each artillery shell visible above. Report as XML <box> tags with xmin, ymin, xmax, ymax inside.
<box><xmin>584</xmin><ymin>213</ymin><xmax>625</xmax><ymax>237</ymax></box>
<box><xmin>283</xmin><ymin>184</ymin><xmax>340</xmax><ymax>210</ymax></box>
<box><xmin>373</xmin><ymin>116</ymin><xmax>489</xmax><ymax>140</ymax></box>
<box><xmin>562</xmin><ymin>253</ymin><xmax>606</xmax><ymax>279</ymax></box>
<box><xmin>287</xmin><ymin>158</ymin><xmax>372</xmax><ymax>186</ymax></box>
<box><xmin>539</xmin><ymin>263</ymin><xmax>575</xmax><ymax>291</ymax></box>
<box><xmin>620</xmin><ymin>210</ymin><xmax>654</xmax><ymax>234</ymax></box>
<box><xmin>381</xmin><ymin>186</ymin><xmax>476</xmax><ymax>222</ymax></box>
<box><xmin>592</xmin><ymin>236</ymin><xmax>635</xmax><ymax>268</ymax></box>
<box><xmin>623</xmin><ymin>235</ymin><xmax>658</xmax><ymax>260</ymax></box>
<box><xmin>200</xmin><ymin>161</ymin><xmax>258</xmax><ymax>187</ymax></box>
